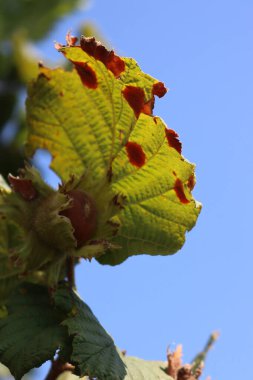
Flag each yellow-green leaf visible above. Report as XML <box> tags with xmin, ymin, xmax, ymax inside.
<box><xmin>26</xmin><ymin>37</ymin><xmax>201</xmax><ymax>265</ymax></box>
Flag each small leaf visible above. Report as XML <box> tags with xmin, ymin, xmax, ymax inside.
<box><xmin>54</xmin><ymin>286</ymin><xmax>126</xmax><ymax>380</ymax></box>
<box><xmin>0</xmin><ymin>283</ymin><xmax>68</xmax><ymax>380</ymax></box>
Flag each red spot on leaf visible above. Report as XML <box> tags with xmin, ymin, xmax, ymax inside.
<box><xmin>125</xmin><ymin>141</ymin><xmax>146</xmax><ymax>168</ymax></box>
<box><xmin>153</xmin><ymin>82</ymin><xmax>167</xmax><ymax>98</ymax></box>
<box><xmin>80</xmin><ymin>37</ymin><xmax>125</xmax><ymax>77</ymax></box>
<box><xmin>123</xmin><ymin>86</ymin><xmax>155</xmax><ymax>118</ymax></box>
<box><xmin>187</xmin><ymin>174</ymin><xmax>195</xmax><ymax>191</ymax></box>
<box><xmin>123</xmin><ymin>86</ymin><xmax>145</xmax><ymax>118</ymax></box>
<box><xmin>165</xmin><ymin>128</ymin><xmax>182</xmax><ymax>154</ymax></box>
<box><xmin>60</xmin><ymin>190</ymin><xmax>97</xmax><ymax>248</ymax></box>
<box><xmin>8</xmin><ymin>174</ymin><xmax>37</xmax><ymax>201</ymax></box>
<box><xmin>72</xmin><ymin>61</ymin><xmax>98</xmax><ymax>89</ymax></box>
<box><xmin>107</xmin><ymin>55</ymin><xmax>125</xmax><ymax>77</ymax></box>
<box><xmin>174</xmin><ymin>179</ymin><xmax>190</xmax><ymax>204</ymax></box>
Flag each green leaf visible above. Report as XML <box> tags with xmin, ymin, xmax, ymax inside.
<box><xmin>54</xmin><ymin>286</ymin><xmax>126</xmax><ymax>380</ymax></box>
<box><xmin>0</xmin><ymin>284</ymin><xmax>68</xmax><ymax>380</ymax></box>
<box><xmin>0</xmin><ymin>283</ymin><xmax>126</xmax><ymax>379</ymax></box>
<box><xmin>26</xmin><ymin>37</ymin><xmax>201</xmax><ymax>265</ymax></box>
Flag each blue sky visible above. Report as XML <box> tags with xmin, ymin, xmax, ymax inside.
<box><xmin>36</xmin><ymin>0</ymin><xmax>253</xmax><ymax>378</ymax></box>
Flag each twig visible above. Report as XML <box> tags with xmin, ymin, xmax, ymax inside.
<box><xmin>45</xmin><ymin>358</ymin><xmax>74</xmax><ymax>380</ymax></box>
<box><xmin>191</xmin><ymin>331</ymin><xmax>219</xmax><ymax>374</ymax></box>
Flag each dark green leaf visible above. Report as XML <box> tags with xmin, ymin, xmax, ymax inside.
<box><xmin>55</xmin><ymin>286</ymin><xmax>126</xmax><ymax>380</ymax></box>
<box><xmin>0</xmin><ymin>283</ymin><xmax>68</xmax><ymax>380</ymax></box>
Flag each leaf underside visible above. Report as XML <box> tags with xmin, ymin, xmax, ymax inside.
<box><xmin>26</xmin><ymin>37</ymin><xmax>201</xmax><ymax>265</ymax></box>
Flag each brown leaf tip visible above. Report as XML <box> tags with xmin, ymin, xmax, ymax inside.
<box><xmin>80</xmin><ymin>36</ymin><xmax>125</xmax><ymax>77</ymax></box>
<box><xmin>125</xmin><ymin>141</ymin><xmax>146</xmax><ymax>168</ymax></box>
<box><xmin>167</xmin><ymin>345</ymin><xmax>183</xmax><ymax>378</ymax></box>
<box><xmin>153</xmin><ymin>81</ymin><xmax>167</xmax><ymax>98</ymax></box>
<box><xmin>66</xmin><ymin>31</ymin><xmax>78</xmax><ymax>46</ymax></box>
<box><xmin>165</xmin><ymin>128</ymin><xmax>182</xmax><ymax>154</ymax></box>
<box><xmin>71</xmin><ymin>60</ymin><xmax>98</xmax><ymax>89</ymax></box>
<box><xmin>8</xmin><ymin>174</ymin><xmax>37</xmax><ymax>201</ymax></box>
<box><xmin>174</xmin><ymin>178</ymin><xmax>190</xmax><ymax>204</ymax></box>
<box><xmin>166</xmin><ymin>345</ymin><xmax>204</xmax><ymax>380</ymax></box>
